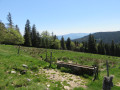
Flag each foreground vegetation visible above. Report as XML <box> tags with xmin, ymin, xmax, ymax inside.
<box><xmin>21</xmin><ymin>45</ymin><xmax>120</xmax><ymax>90</ymax></box>
<box><xmin>0</xmin><ymin>45</ymin><xmax>120</xmax><ymax>90</ymax></box>
<box><xmin>0</xmin><ymin>45</ymin><xmax>65</xmax><ymax>90</ymax></box>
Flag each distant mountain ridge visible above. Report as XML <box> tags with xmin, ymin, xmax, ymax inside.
<box><xmin>57</xmin><ymin>33</ymin><xmax>89</xmax><ymax>40</ymax></box>
<box><xmin>73</xmin><ymin>31</ymin><xmax>120</xmax><ymax>44</ymax></box>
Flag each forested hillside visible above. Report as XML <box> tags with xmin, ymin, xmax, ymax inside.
<box><xmin>73</xmin><ymin>31</ymin><xmax>120</xmax><ymax>44</ymax></box>
<box><xmin>57</xmin><ymin>33</ymin><xmax>89</xmax><ymax>40</ymax></box>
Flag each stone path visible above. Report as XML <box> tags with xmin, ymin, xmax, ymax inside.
<box><xmin>41</xmin><ymin>69</ymin><xmax>87</xmax><ymax>90</ymax></box>
<box><xmin>116</xmin><ymin>82</ymin><xmax>120</xmax><ymax>87</ymax></box>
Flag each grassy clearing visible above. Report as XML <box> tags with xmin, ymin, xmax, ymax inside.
<box><xmin>0</xmin><ymin>45</ymin><xmax>64</xmax><ymax>90</ymax></box>
<box><xmin>36</xmin><ymin>48</ymin><xmax>120</xmax><ymax>90</ymax></box>
<box><xmin>0</xmin><ymin>45</ymin><xmax>120</xmax><ymax>90</ymax></box>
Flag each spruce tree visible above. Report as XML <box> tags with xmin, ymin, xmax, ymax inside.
<box><xmin>114</xmin><ymin>44</ymin><xmax>119</xmax><ymax>56</ymax></box>
<box><xmin>31</xmin><ymin>24</ymin><xmax>37</xmax><ymax>47</ymax></box>
<box><xmin>110</xmin><ymin>40</ymin><xmax>115</xmax><ymax>56</ymax></box>
<box><xmin>36</xmin><ymin>32</ymin><xmax>41</xmax><ymax>47</ymax></box>
<box><xmin>53</xmin><ymin>35</ymin><xmax>57</xmax><ymax>41</ymax></box>
<box><xmin>117</xmin><ymin>44</ymin><xmax>120</xmax><ymax>57</ymax></box>
<box><xmin>88</xmin><ymin>34</ymin><xmax>97</xmax><ymax>53</ymax></box>
<box><xmin>60</xmin><ymin>36</ymin><xmax>66</xmax><ymax>49</ymax></box>
<box><xmin>7</xmin><ymin>12</ymin><xmax>13</xmax><ymax>28</ymax></box>
<box><xmin>105</xmin><ymin>44</ymin><xmax>110</xmax><ymax>55</ymax></box>
<box><xmin>98</xmin><ymin>40</ymin><xmax>106</xmax><ymax>55</ymax></box>
<box><xmin>82</xmin><ymin>41</ymin><xmax>88</xmax><ymax>52</ymax></box>
<box><xmin>24</xmin><ymin>19</ymin><xmax>32</xmax><ymax>46</ymax></box>
<box><xmin>15</xmin><ymin>25</ymin><xmax>20</xmax><ymax>34</ymax></box>
<box><xmin>66</xmin><ymin>37</ymin><xmax>71</xmax><ymax>50</ymax></box>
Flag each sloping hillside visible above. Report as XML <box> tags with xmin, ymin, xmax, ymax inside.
<box><xmin>0</xmin><ymin>45</ymin><xmax>87</xmax><ymax>90</ymax></box>
<box><xmin>57</xmin><ymin>33</ymin><xmax>89</xmax><ymax>40</ymax></box>
<box><xmin>73</xmin><ymin>31</ymin><xmax>120</xmax><ymax>44</ymax></box>
<box><xmin>0</xmin><ymin>45</ymin><xmax>120</xmax><ymax>90</ymax></box>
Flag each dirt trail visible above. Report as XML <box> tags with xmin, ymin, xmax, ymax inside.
<box><xmin>41</xmin><ymin>69</ymin><xmax>87</xmax><ymax>90</ymax></box>
<box><xmin>116</xmin><ymin>82</ymin><xmax>120</xmax><ymax>87</ymax></box>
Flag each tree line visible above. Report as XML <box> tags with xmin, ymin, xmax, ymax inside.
<box><xmin>0</xmin><ymin>13</ymin><xmax>74</xmax><ymax>50</ymax></box>
<box><xmin>23</xmin><ymin>19</ymin><xmax>75</xmax><ymax>50</ymax></box>
<box><xmin>1</xmin><ymin>13</ymin><xmax>120</xmax><ymax>57</ymax></box>
<box><xmin>78</xmin><ymin>34</ymin><xmax>120</xmax><ymax>57</ymax></box>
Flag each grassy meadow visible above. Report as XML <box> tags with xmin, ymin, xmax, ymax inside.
<box><xmin>0</xmin><ymin>45</ymin><xmax>120</xmax><ymax>90</ymax></box>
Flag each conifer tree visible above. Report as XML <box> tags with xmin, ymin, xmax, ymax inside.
<box><xmin>110</xmin><ymin>40</ymin><xmax>115</xmax><ymax>56</ymax></box>
<box><xmin>15</xmin><ymin>25</ymin><xmax>20</xmax><ymax>34</ymax></box>
<box><xmin>105</xmin><ymin>44</ymin><xmax>110</xmax><ymax>55</ymax></box>
<box><xmin>36</xmin><ymin>32</ymin><xmax>41</xmax><ymax>47</ymax></box>
<box><xmin>24</xmin><ymin>19</ymin><xmax>32</xmax><ymax>46</ymax></box>
<box><xmin>31</xmin><ymin>24</ymin><xmax>37</xmax><ymax>47</ymax></box>
<box><xmin>7</xmin><ymin>12</ymin><xmax>13</xmax><ymax>28</ymax></box>
<box><xmin>60</xmin><ymin>36</ymin><xmax>66</xmax><ymax>49</ymax></box>
<box><xmin>82</xmin><ymin>41</ymin><xmax>88</xmax><ymax>52</ymax></box>
<box><xmin>66</xmin><ymin>37</ymin><xmax>71</xmax><ymax>50</ymax></box>
<box><xmin>88</xmin><ymin>34</ymin><xmax>97</xmax><ymax>53</ymax></box>
<box><xmin>53</xmin><ymin>35</ymin><xmax>57</xmax><ymax>41</ymax></box>
<box><xmin>98</xmin><ymin>40</ymin><xmax>106</xmax><ymax>55</ymax></box>
<box><xmin>114</xmin><ymin>44</ymin><xmax>119</xmax><ymax>56</ymax></box>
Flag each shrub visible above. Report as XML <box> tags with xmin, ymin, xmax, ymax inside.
<box><xmin>50</xmin><ymin>64</ymin><xmax>57</xmax><ymax>69</ymax></box>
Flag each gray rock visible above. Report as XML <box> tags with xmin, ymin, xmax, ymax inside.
<box><xmin>47</xmin><ymin>84</ymin><xmax>50</xmax><ymax>87</ymax></box>
<box><xmin>20</xmin><ymin>70</ymin><xmax>27</xmax><ymax>75</ymax></box>
<box><xmin>27</xmin><ymin>78</ymin><xmax>31</xmax><ymax>82</ymax></box>
<box><xmin>64</xmin><ymin>86</ymin><xmax>70</xmax><ymax>90</ymax></box>
<box><xmin>22</xmin><ymin>64</ymin><xmax>28</xmax><ymax>68</ymax></box>
<box><xmin>11</xmin><ymin>71</ymin><xmax>16</xmax><ymax>74</ymax></box>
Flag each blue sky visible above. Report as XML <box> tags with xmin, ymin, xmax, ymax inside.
<box><xmin>0</xmin><ymin>0</ymin><xmax>120</xmax><ymax>35</ymax></box>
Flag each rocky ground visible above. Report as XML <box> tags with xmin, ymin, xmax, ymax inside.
<box><xmin>116</xmin><ymin>82</ymin><xmax>120</xmax><ymax>87</ymax></box>
<box><xmin>40</xmin><ymin>69</ymin><xmax>87</xmax><ymax>90</ymax></box>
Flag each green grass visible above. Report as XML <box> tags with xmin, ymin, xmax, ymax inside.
<box><xmin>39</xmin><ymin>48</ymin><xmax>120</xmax><ymax>90</ymax></box>
<box><xmin>0</xmin><ymin>45</ymin><xmax>64</xmax><ymax>90</ymax></box>
<box><xmin>0</xmin><ymin>45</ymin><xmax>120</xmax><ymax>90</ymax></box>
<box><xmin>74</xmin><ymin>87</ymin><xmax>85</xmax><ymax>90</ymax></box>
